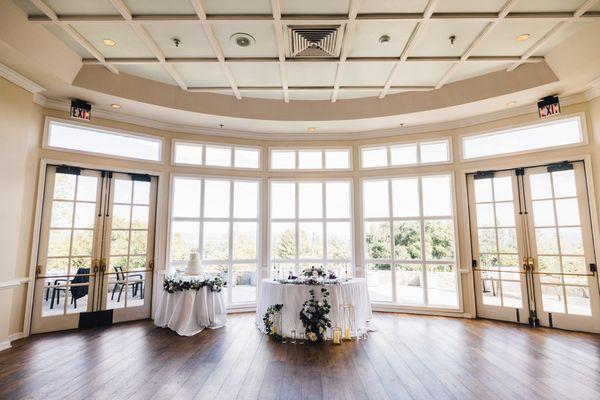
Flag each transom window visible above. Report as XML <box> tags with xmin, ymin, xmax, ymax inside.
<box><xmin>362</xmin><ymin>174</ymin><xmax>459</xmax><ymax>308</ymax></box>
<box><xmin>173</xmin><ymin>140</ymin><xmax>261</xmax><ymax>169</ymax></box>
<box><xmin>270</xmin><ymin>148</ymin><xmax>351</xmax><ymax>170</ymax></box>
<box><xmin>46</xmin><ymin>119</ymin><xmax>163</xmax><ymax>162</ymax></box>
<box><xmin>462</xmin><ymin>116</ymin><xmax>584</xmax><ymax>160</ymax></box>
<box><xmin>270</xmin><ymin>180</ymin><xmax>353</xmax><ymax>276</ymax></box>
<box><xmin>360</xmin><ymin>139</ymin><xmax>451</xmax><ymax>169</ymax></box>
<box><xmin>168</xmin><ymin>176</ymin><xmax>260</xmax><ymax>304</ymax></box>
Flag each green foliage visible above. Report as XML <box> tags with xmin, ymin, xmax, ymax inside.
<box><xmin>263</xmin><ymin>304</ymin><xmax>284</xmax><ymax>336</ymax></box>
<box><xmin>299</xmin><ymin>288</ymin><xmax>332</xmax><ymax>342</ymax></box>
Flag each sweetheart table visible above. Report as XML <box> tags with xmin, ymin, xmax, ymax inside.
<box><xmin>256</xmin><ymin>278</ymin><xmax>372</xmax><ymax>337</ymax></box>
<box><xmin>154</xmin><ymin>284</ymin><xmax>227</xmax><ymax>336</ymax></box>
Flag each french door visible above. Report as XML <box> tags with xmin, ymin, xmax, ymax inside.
<box><xmin>467</xmin><ymin>160</ymin><xmax>600</xmax><ymax>333</ymax></box>
<box><xmin>31</xmin><ymin>165</ymin><xmax>157</xmax><ymax>334</ymax></box>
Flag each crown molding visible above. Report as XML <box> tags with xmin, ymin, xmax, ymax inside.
<box><xmin>0</xmin><ymin>62</ymin><xmax>45</xmax><ymax>94</ymax></box>
<box><xmin>36</xmin><ymin>88</ymin><xmax>599</xmax><ymax>141</ymax></box>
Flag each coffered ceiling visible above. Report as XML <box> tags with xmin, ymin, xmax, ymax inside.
<box><xmin>13</xmin><ymin>0</ymin><xmax>600</xmax><ymax>102</ymax></box>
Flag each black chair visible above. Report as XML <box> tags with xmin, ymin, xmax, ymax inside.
<box><xmin>111</xmin><ymin>266</ymin><xmax>144</xmax><ymax>302</ymax></box>
<box><xmin>48</xmin><ymin>268</ymin><xmax>90</xmax><ymax>309</ymax></box>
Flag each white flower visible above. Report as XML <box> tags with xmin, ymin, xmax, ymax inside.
<box><xmin>307</xmin><ymin>332</ymin><xmax>318</xmax><ymax>341</ymax></box>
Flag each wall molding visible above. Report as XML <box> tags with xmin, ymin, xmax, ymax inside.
<box><xmin>35</xmin><ymin>87</ymin><xmax>600</xmax><ymax>141</ymax></box>
<box><xmin>0</xmin><ymin>341</ymin><xmax>11</xmax><ymax>352</ymax></box>
<box><xmin>0</xmin><ymin>62</ymin><xmax>45</xmax><ymax>94</ymax></box>
<box><xmin>0</xmin><ymin>277</ymin><xmax>31</xmax><ymax>290</ymax></box>
<box><xmin>9</xmin><ymin>332</ymin><xmax>25</xmax><ymax>341</ymax></box>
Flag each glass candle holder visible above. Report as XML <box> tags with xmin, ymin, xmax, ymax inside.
<box><xmin>340</xmin><ymin>304</ymin><xmax>356</xmax><ymax>340</ymax></box>
<box><xmin>332</xmin><ymin>327</ymin><xmax>342</xmax><ymax>344</ymax></box>
<box><xmin>291</xmin><ymin>329</ymin><xmax>297</xmax><ymax>344</ymax></box>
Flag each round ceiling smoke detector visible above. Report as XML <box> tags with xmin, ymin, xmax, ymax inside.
<box><xmin>379</xmin><ymin>35</ymin><xmax>391</xmax><ymax>44</ymax></box>
<box><xmin>231</xmin><ymin>33</ymin><xmax>255</xmax><ymax>48</ymax></box>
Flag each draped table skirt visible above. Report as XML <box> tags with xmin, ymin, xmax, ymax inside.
<box><xmin>154</xmin><ymin>287</ymin><xmax>227</xmax><ymax>336</ymax></box>
<box><xmin>255</xmin><ymin>278</ymin><xmax>372</xmax><ymax>337</ymax></box>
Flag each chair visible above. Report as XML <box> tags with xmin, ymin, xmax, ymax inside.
<box><xmin>111</xmin><ymin>266</ymin><xmax>144</xmax><ymax>302</ymax></box>
<box><xmin>49</xmin><ymin>278</ymin><xmax>68</xmax><ymax>309</ymax></box>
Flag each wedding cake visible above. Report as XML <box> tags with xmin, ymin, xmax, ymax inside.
<box><xmin>185</xmin><ymin>250</ymin><xmax>203</xmax><ymax>276</ymax></box>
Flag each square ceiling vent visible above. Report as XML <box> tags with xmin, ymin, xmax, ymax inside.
<box><xmin>286</xmin><ymin>25</ymin><xmax>345</xmax><ymax>58</ymax></box>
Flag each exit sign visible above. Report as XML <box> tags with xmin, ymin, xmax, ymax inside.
<box><xmin>70</xmin><ymin>99</ymin><xmax>92</xmax><ymax>121</ymax></box>
<box><xmin>537</xmin><ymin>95</ymin><xmax>560</xmax><ymax>119</ymax></box>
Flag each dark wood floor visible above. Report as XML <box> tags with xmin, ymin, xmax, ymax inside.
<box><xmin>1</xmin><ymin>313</ymin><xmax>600</xmax><ymax>400</ymax></box>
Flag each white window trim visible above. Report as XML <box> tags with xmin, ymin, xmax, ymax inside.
<box><xmin>359</xmin><ymin>137</ymin><xmax>453</xmax><ymax>170</ymax></box>
<box><xmin>166</xmin><ymin>173</ymin><xmax>262</xmax><ymax>306</ymax></box>
<box><xmin>360</xmin><ymin>171</ymin><xmax>461</xmax><ymax>310</ymax></box>
<box><xmin>268</xmin><ymin>146</ymin><xmax>353</xmax><ymax>172</ymax></box>
<box><xmin>171</xmin><ymin>138</ymin><xmax>262</xmax><ymax>171</ymax></box>
<box><xmin>43</xmin><ymin>117</ymin><xmax>164</xmax><ymax>164</ymax></box>
<box><xmin>460</xmin><ymin>113</ymin><xmax>588</xmax><ymax>162</ymax></box>
<box><xmin>268</xmin><ymin>178</ymin><xmax>355</xmax><ymax>276</ymax></box>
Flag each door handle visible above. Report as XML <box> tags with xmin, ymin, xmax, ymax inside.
<box><xmin>148</xmin><ymin>260</ymin><xmax>154</xmax><ymax>270</ymax></box>
<box><xmin>523</xmin><ymin>257</ymin><xmax>535</xmax><ymax>271</ymax></box>
<box><xmin>36</xmin><ymin>265</ymin><xmax>42</xmax><ymax>276</ymax></box>
<box><xmin>93</xmin><ymin>259</ymin><xmax>100</xmax><ymax>274</ymax></box>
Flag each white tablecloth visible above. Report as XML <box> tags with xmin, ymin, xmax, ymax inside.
<box><xmin>255</xmin><ymin>278</ymin><xmax>372</xmax><ymax>337</ymax></box>
<box><xmin>154</xmin><ymin>287</ymin><xmax>227</xmax><ymax>336</ymax></box>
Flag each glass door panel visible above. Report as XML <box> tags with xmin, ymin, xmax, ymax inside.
<box><xmin>524</xmin><ymin>163</ymin><xmax>600</xmax><ymax>332</ymax></box>
<box><xmin>101</xmin><ymin>173</ymin><xmax>156</xmax><ymax>323</ymax></box>
<box><xmin>468</xmin><ymin>171</ymin><xmax>528</xmax><ymax>323</ymax></box>
<box><xmin>31</xmin><ymin>167</ymin><xmax>104</xmax><ymax>333</ymax></box>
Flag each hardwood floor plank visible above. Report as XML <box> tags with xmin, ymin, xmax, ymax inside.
<box><xmin>1</xmin><ymin>312</ymin><xmax>599</xmax><ymax>400</ymax></box>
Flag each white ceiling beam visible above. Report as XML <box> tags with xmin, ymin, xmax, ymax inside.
<box><xmin>189</xmin><ymin>0</ymin><xmax>242</xmax><ymax>99</ymax></box>
<box><xmin>507</xmin><ymin>0</ymin><xmax>600</xmax><ymax>71</ymax></box>
<box><xmin>187</xmin><ymin>86</ymin><xmax>435</xmax><ymax>93</ymax></box>
<box><xmin>29</xmin><ymin>0</ymin><xmax>118</xmax><ymax>74</ymax></box>
<box><xmin>330</xmin><ymin>0</ymin><xmax>362</xmax><ymax>102</ymax></box>
<box><xmin>378</xmin><ymin>0</ymin><xmax>439</xmax><ymax>99</ymax></box>
<box><xmin>270</xmin><ymin>0</ymin><xmax>289</xmax><ymax>102</ymax></box>
<box><xmin>27</xmin><ymin>12</ymin><xmax>600</xmax><ymax>25</ymax></box>
<box><xmin>81</xmin><ymin>56</ymin><xmax>545</xmax><ymax>65</ymax></box>
<box><xmin>434</xmin><ymin>0</ymin><xmax>521</xmax><ymax>89</ymax></box>
<box><xmin>108</xmin><ymin>0</ymin><xmax>187</xmax><ymax>90</ymax></box>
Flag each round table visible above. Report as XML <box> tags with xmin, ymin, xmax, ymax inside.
<box><xmin>255</xmin><ymin>278</ymin><xmax>372</xmax><ymax>338</ymax></box>
<box><xmin>154</xmin><ymin>286</ymin><xmax>227</xmax><ymax>336</ymax></box>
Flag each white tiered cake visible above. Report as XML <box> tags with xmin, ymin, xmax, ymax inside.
<box><xmin>185</xmin><ymin>250</ymin><xmax>203</xmax><ymax>276</ymax></box>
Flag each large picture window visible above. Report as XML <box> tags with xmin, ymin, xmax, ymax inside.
<box><xmin>270</xmin><ymin>180</ymin><xmax>353</xmax><ymax>277</ymax></box>
<box><xmin>362</xmin><ymin>174</ymin><xmax>459</xmax><ymax>308</ymax></box>
<box><xmin>168</xmin><ymin>176</ymin><xmax>260</xmax><ymax>304</ymax></box>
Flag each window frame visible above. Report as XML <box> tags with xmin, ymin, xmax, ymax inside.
<box><xmin>171</xmin><ymin>139</ymin><xmax>262</xmax><ymax>170</ymax></box>
<box><xmin>360</xmin><ymin>171</ymin><xmax>461</xmax><ymax>309</ymax></box>
<box><xmin>268</xmin><ymin>147</ymin><xmax>353</xmax><ymax>172</ymax></box>
<box><xmin>460</xmin><ymin>114</ymin><xmax>587</xmax><ymax>162</ymax></box>
<box><xmin>166</xmin><ymin>173</ymin><xmax>262</xmax><ymax>306</ymax></box>
<box><xmin>268</xmin><ymin>178</ymin><xmax>355</xmax><ymax>276</ymax></box>
<box><xmin>359</xmin><ymin>137</ymin><xmax>453</xmax><ymax>170</ymax></box>
<box><xmin>43</xmin><ymin>117</ymin><xmax>164</xmax><ymax>164</ymax></box>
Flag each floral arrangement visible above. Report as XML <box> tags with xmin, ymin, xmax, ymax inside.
<box><xmin>263</xmin><ymin>304</ymin><xmax>284</xmax><ymax>337</ymax></box>
<box><xmin>163</xmin><ymin>276</ymin><xmax>226</xmax><ymax>293</ymax></box>
<box><xmin>299</xmin><ymin>288</ymin><xmax>332</xmax><ymax>342</ymax></box>
<box><xmin>301</xmin><ymin>265</ymin><xmax>327</xmax><ymax>278</ymax></box>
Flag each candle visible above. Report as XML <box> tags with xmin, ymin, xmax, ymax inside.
<box><xmin>333</xmin><ymin>330</ymin><xmax>341</xmax><ymax>344</ymax></box>
<box><xmin>344</xmin><ymin>327</ymin><xmax>351</xmax><ymax>340</ymax></box>
<box><xmin>273</xmin><ymin>326</ymin><xmax>277</xmax><ymax>335</ymax></box>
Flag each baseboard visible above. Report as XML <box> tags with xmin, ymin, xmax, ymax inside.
<box><xmin>8</xmin><ymin>332</ymin><xmax>25</xmax><ymax>341</ymax></box>
<box><xmin>0</xmin><ymin>340</ymin><xmax>11</xmax><ymax>352</ymax></box>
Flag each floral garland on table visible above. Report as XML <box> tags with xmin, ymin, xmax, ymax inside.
<box><xmin>162</xmin><ymin>276</ymin><xmax>226</xmax><ymax>293</ymax></box>
<box><xmin>299</xmin><ymin>288</ymin><xmax>332</xmax><ymax>342</ymax></box>
<box><xmin>301</xmin><ymin>265</ymin><xmax>327</xmax><ymax>278</ymax></box>
<box><xmin>263</xmin><ymin>304</ymin><xmax>284</xmax><ymax>337</ymax></box>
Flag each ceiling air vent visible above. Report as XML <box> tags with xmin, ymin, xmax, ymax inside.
<box><xmin>287</xmin><ymin>25</ymin><xmax>344</xmax><ymax>58</ymax></box>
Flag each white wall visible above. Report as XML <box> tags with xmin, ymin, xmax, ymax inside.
<box><xmin>0</xmin><ymin>76</ymin><xmax>42</xmax><ymax>349</ymax></box>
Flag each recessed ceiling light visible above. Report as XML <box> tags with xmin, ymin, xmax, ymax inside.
<box><xmin>379</xmin><ymin>35</ymin><xmax>391</xmax><ymax>44</ymax></box>
<box><xmin>307</xmin><ymin>127</ymin><xmax>316</xmax><ymax>132</ymax></box>
<box><xmin>506</xmin><ymin>101</ymin><xmax>517</xmax><ymax>107</ymax></box>
<box><xmin>230</xmin><ymin>33</ymin><xmax>255</xmax><ymax>48</ymax></box>
<box><xmin>110</xmin><ymin>103</ymin><xmax>121</xmax><ymax>109</ymax></box>
<box><xmin>516</xmin><ymin>33</ymin><xmax>530</xmax><ymax>42</ymax></box>
<box><xmin>103</xmin><ymin>38</ymin><xmax>116</xmax><ymax>47</ymax></box>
